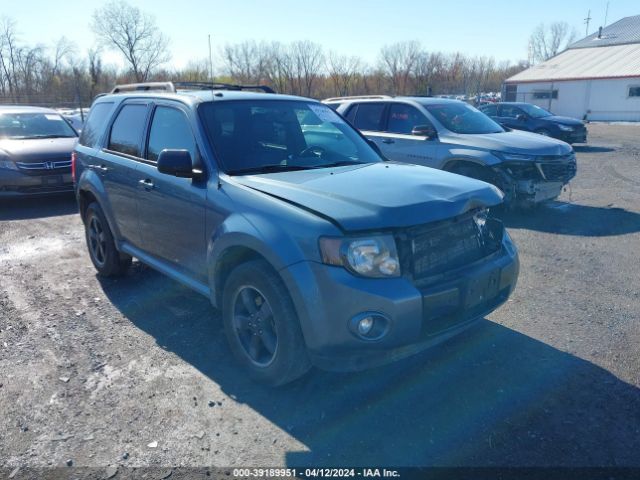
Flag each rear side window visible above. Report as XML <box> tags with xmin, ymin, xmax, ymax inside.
<box><xmin>353</xmin><ymin>103</ymin><xmax>385</xmax><ymax>131</ymax></box>
<box><xmin>108</xmin><ymin>104</ymin><xmax>148</xmax><ymax>157</ymax></box>
<box><xmin>387</xmin><ymin>104</ymin><xmax>429</xmax><ymax>134</ymax></box>
<box><xmin>480</xmin><ymin>104</ymin><xmax>498</xmax><ymax>116</ymax></box>
<box><xmin>147</xmin><ymin>107</ymin><xmax>197</xmax><ymax>162</ymax></box>
<box><xmin>344</xmin><ymin>104</ymin><xmax>357</xmax><ymax>123</ymax></box>
<box><xmin>79</xmin><ymin>102</ymin><xmax>113</xmax><ymax>147</ymax></box>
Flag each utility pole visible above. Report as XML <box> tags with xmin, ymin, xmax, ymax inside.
<box><xmin>584</xmin><ymin>9</ymin><xmax>592</xmax><ymax>36</ymax></box>
<box><xmin>604</xmin><ymin>1</ymin><xmax>610</xmax><ymax>26</ymax></box>
<box><xmin>208</xmin><ymin>34</ymin><xmax>213</xmax><ymax>82</ymax></box>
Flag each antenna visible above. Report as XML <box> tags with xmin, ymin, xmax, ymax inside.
<box><xmin>584</xmin><ymin>9</ymin><xmax>592</xmax><ymax>36</ymax></box>
<box><xmin>208</xmin><ymin>34</ymin><xmax>214</xmax><ymax>82</ymax></box>
<box><xmin>604</xmin><ymin>1</ymin><xmax>610</xmax><ymax>26</ymax></box>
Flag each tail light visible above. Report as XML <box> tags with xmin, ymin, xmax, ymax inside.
<box><xmin>71</xmin><ymin>151</ymin><xmax>77</xmax><ymax>182</ymax></box>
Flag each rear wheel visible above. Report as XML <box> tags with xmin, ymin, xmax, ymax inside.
<box><xmin>222</xmin><ymin>259</ymin><xmax>311</xmax><ymax>386</ymax></box>
<box><xmin>84</xmin><ymin>202</ymin><xmax>131</xmax><ymax>277</ymax></box>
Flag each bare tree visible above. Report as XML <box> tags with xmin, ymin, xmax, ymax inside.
<box><xmin>92</xmin><ymin>1</ymin><xmax>170</xmax><ymax>82</ymax></box>
<box><xmin>51</xmin><ymin>37</ymin><xmax>76</xmax><ymax>77</ymax></box>
<box><xmin>289</xmin><ymin>41</ymin><xmax>324</xmax><ymax>97</ymax></box>
<box><xmin>379</xmin><ymin>41</ymin><xmax>422</xmax><ymax>94</ymax></box>
<box><xmin>0</xmin><ymin>17</ymin><xmax>19</xmax><ymax>98</ymax></box>
<box><xmin>326</xmin><ymin>51</ymin><xmax>361</xmax><ymax>96</ymax></box>
<box><xmin>528</xmin><ymin>22</ymin><xmax>577</xmax><ymax>64</ymax></box>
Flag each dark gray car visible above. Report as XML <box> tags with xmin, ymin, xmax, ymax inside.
<box><xmin>0</xmin><ymin>106</ymin><xmax>78</xmax><ymax>197</ymax></box>
<box><xmin>74</xmin><ymin>83</ymin><xmax>519</xmax><ymax>385</ymax></box>
<box><xmin>330</xmin><ymin>97</ymin><xmax>577</xmax><ymax>207</ymax></box>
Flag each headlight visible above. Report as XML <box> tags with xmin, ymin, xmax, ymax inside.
<box><xmin>491</xmin><ymin>151</ymin><xmax>535</xmax><ymax>162</ymax></box>
<box><xmin>558</xmin><ymin>124</ymin><xmax>574</xmax><ymax>131</ymax></box>
<box><xmin>319</xmin><ymin>234</ymin><xmax>400</xmax><ymax>278</ymax></box>
<box><xmin>0</xmin><ymin>158</ymin><xmax>18</xmax><ymax>170</ymax></box>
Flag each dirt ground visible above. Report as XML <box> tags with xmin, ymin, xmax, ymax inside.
<box><xmin>1</xmin><ymin>123</ymin><xmax>639</xmax><ymax>470</ymax></box>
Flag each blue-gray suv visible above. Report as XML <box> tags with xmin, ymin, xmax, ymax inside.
<box><xmin>74</xmin><ymin>82</ymin><xmax>519</xmax><ymax>385</ymax></box>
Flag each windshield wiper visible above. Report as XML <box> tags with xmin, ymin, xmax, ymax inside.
<box><xmin>227</xmin><ymin>164</ymin><xmax>314</xmax><ymax>175</ymax></box>
<box><xmin>307</xmin><ymin>161</ymin><xmax>370</xmax><ymax>169</ymax></box>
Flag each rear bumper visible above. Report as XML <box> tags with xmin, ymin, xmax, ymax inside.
<box><xmin>0</xmin><ymin>170</ymin><xmax>73</xmax><ymax>197</ymax></box>
<box><xmin>280</xmin><ymin>232</ymin><xmax>519</xmax><ymax>372</ymax></box>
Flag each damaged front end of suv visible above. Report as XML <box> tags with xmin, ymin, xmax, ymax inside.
<box><xmin>490</xmin><ymin>151</ymin><xmax>577</xmax><ymax>207</ymax></box>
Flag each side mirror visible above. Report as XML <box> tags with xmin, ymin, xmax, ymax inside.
<box><xmin>157</xmin><ymin>149</ymin><xmax>194</xmax><ymax>178</ymax></box>
<box><xmin>516</xmin><ymin>114</ymin><xmax>527</xmax><ymax>121</ymax></box>
<box><xmin>412</xmin><ymin>124</ymin><xmax>438</xmax><ymax>140</ymax></box>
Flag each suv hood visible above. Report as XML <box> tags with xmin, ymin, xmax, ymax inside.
<box><xmin>0</xmin><ymin>137</ymin><xmax>78</xmax><ymax>162</ymax></box>
<box><xmin>228</xmin><ymin>162</ymin><xmax>503</xmax><ymax>231</ymax></box>
<box><xmin>444</xmin><ymin>129</ymin><xmax>572</xmax><ymax>156</ymax></box>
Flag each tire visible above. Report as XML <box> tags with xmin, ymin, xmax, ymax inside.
<box><xmin>84</xmin><ymin>202</ymin><xmax>132</xmax><ymax>277</ymax></box>
<box><xmin>535</xmin><ymin>129</ymin><xmax>551</xmax><ymax>137</ymax></box>
<box><xmin>222</xmin><ymin>259</ymin><xmax>311</xmax><ymax>386</ymax></box>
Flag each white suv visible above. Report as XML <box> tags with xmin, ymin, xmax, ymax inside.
<box><xmin>330</xmin><ymin>96</ymin><xmax>577</xmax><ymax>207</ymax></box>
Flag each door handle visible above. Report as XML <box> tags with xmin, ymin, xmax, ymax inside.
<box><xmin>381</xmin><ymin>139</ymin><xmax>395</xmax><ymax>144</ymax></box>
<box><xmin>138</xmin><ymin>179</ymin><xmax>155</xmax><ymax>190</ymax></box>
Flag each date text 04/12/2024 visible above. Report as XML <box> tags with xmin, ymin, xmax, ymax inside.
<box><xmin>232</xmin><ymin>468</ymin><xmax>400</xmax><ymax>478</ymax></box>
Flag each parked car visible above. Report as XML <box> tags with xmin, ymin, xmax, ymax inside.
<box><xmin>334</xmin><ymin>97</ymin><xmax>577</xmax><ymax>207</ymax></box>
<box><xmin>479</xmin><ymin>102</ymin><xmax>587</xmax><ymax>144</ymax></box>
<box><xmin>0</xmin><ymin>106</ymin><xmax>78</xmax><ymax>197</ymax></box>
<box><xmin>74</xmin><ymin>82</ymin><xmax>519</xmax><ymax>385</ymax></box>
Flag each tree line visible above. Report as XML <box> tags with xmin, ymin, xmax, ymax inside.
<box><xmin>0</xmin><ymin>1</ymin><xmax>577</xmax><ymax>108</ymax></box>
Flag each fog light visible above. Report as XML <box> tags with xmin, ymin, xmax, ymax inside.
<box><xmin>358</xmin><ymin>316</ymin><xmax>374</xmax><ymax>335</ymax></box>
<box><xmin>349</xmin><ymin>312</ymin><xmax>390</xmax><ymax>340</ymax></box>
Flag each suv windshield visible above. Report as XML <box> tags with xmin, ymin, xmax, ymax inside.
<box><xmin>200</xmin><ymin>100</ymin><xmax>382</xmax><ymax>175</ymax></box>
<box><xmin>424</xmin><ymin>103</ymin><xmax>504</xmax><ymax>134</ymax></box>
<box><xmin>0</xmin><ymin>112</ymin><xmax>77</xmax><ymax>139</ymax></box>
<box><xmin>518</xmin><ymin>104</ymin><xmax>552</xmax><ymax>118</ymax></box>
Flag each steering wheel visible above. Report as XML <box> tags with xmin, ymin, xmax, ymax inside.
<box><xmin>298</xmin><ymin>145</ymin><xmax>326</xmax><ymax>158</ymax></box>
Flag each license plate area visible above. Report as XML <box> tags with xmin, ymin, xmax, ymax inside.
<box><xmin>534</xmin><ymin>181</ymin><xmax>563</xmax><ymax>202</ymax></box>
<box><xmin>465</xmin><ymin>268</ymin><xmax>501</xmax><ymax>309</ymax></box>
<box><xmin>42</xmin><ymin>175</ymin><xmax>63</xmax><ymax>186</ymax></box>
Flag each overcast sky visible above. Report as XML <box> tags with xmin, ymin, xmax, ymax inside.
<box><xmin>5</xmin><ymin>0</ymin><xmax>639</xmax><ymax>71</ymax></box>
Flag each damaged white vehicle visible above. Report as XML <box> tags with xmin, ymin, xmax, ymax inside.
<box><xmin>329</xmin><ymin>97</ymin><xmax>576</xmax><ymax>207</ymax></box>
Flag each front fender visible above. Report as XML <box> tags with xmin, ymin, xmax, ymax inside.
<box><xmin>206</xmin><ymin>212</ymin><xmax>313</xmax><ymax>307</ymax></box>
<box><xmin>445</xmin><ymin>148</ymin><xmax>502</xmax><ymax>167</ymax></box>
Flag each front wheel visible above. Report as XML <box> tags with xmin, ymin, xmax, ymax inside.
<box><xmin>222</xmin><ymin>260</ymin><xmax>311</xmax><ymax>386</ymax></box>
<box><xmin>84</xmin><ymin>202</ymin><xmax>131</xmax><ymax>277</ymax></box>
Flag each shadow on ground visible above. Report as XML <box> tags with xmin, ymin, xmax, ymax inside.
<box><xmin>0</xmin><ymin>194</ymin><xmax>77</xmax><ymax>221</ymax></box>
<box><xmin>502</xmin><ymin>201</ymin><xmax>640</xmax><ymax>236</ymax></box>
<box><xmin>100</xmin><ymin>266</ymin><xmax>640</xmax><ymax>466</ymax></box>
<box><xmin>573</xmin><ymin>145</ymin><xmax>615</xmax><ymax>153</ymax></box>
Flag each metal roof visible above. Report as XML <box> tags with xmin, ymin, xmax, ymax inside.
<box><xmin>569</xmin><ymin>15</ymin><xmax>640</xmax><ymax>49</ymax></box>
<box><xmin>506</xmin><ymin>43</ymin><xmax>640</xmax><ymax>83</ymax></box>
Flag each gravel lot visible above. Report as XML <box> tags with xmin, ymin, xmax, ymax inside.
<box><xmin>1</xmin><ymin>123</ymin><xmax>639</xmax><ymax>469</ymax></box>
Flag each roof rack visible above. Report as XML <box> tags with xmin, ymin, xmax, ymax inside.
<box><xmin>109</xmin><ymin>81</ymin><xmax>276</xmax><ymax>95</ymax></box>
<box><xmin>322</xmin><ymin>95</ymin><xmax>393</xmax><ymax>102</ymax></box>
<box><xmin>173</xmin><ymin>82</ymin><xmax>275</xmax><ymax>94</ymax></box>
<box><xmin>110</xmin><ymin>82</ymin><xmax>176</xmax><ymax>94</ymax></box>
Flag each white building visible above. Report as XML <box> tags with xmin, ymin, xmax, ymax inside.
<box><xmin>504</xmin><ymin>15</ymin><xmax>640</xmax><ymax>121</ymax></box>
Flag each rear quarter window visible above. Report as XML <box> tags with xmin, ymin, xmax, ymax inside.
<box><xmin>108</xmin><ymin>104</ymin><xmax>148</xmax><ymax>157</ymax></box>
<box><xmin>353</xmin><ymin>103</ymin><xmax>386</xmax><ymax>131</ymax></box>
<box><xmin>79</xmin><ymin>102</ymin><xmax>114</xmax><ymax>148</ymax></box>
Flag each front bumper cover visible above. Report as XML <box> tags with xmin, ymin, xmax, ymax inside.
<box><xmin>281</xmin><ymin>232</ymin><xmax>519</xmax><ymax>372</ymax></box>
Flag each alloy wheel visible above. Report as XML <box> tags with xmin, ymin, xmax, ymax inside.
<box><xmin>232</xmin><ymin>286</ymin><xmax>278</xmax><ymax>367</ymax></box>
